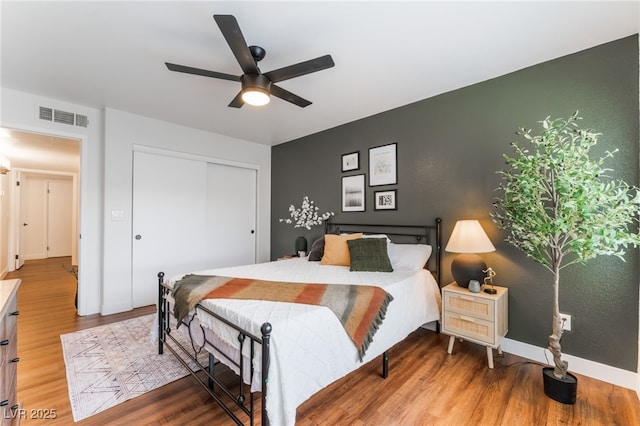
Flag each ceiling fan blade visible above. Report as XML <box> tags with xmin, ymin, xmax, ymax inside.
<box><xmin>165</xmin><ymin>62</ymin><xmax>240</xmax><ymax>82</ymax></box>
<box><xmin>270</xmin><ymin>84</ymin><xmax>312</xmax><ymax>108</ymax></box>
<box><xmin>213</xmin><ymin>15</ymin><xmax>259</xmax><ymax>75</ymax></box>
<box><xmin>228</xmin><ymin>91</ymin><xmax>244</xmax><ymax>108</ymax></box>
<box><xmin>264</xmin><ymin>55</ymin><xmax>334</xmax><ymax>83</ymax></box>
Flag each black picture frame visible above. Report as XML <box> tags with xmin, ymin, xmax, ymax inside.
<box><xmin>341</xmin><ymin>174</ymin><xmax>366</xmax><ymax>212</ymax></box>
<box><xmin>341</xmin><ymin>151</ymin><xmax>360</xmax><ymax>172</ymax></box>
<box><xmin>374</xmin><ymin>189</ymin><xmax>397</xmax><ymax>210</ymax></box>
<box><xmin>369</xmin><ymin>143</ymin><xmax>397</xmax><ymax>186</ymax></box>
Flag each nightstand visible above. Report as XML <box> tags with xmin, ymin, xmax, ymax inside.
<box><xmin>442</xmin><ymin>282</ymin><xmax>508</xmax><ymax>369</ymax></box>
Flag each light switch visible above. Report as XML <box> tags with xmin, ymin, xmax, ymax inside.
<box><xmin>111</xmin><ymin>210</ymin><xmax>125</xmax><ymax>221</ymax></box>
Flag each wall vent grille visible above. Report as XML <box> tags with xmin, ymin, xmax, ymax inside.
<box><xmin>53</xmin><ymin>109</ymin><xmax>75</xmax><ymax>125</ymax></box>
<box><xmin>75</xmin><ymin>114</ymin><xmax>89</xmax><ymax>128</ymax></box>
<box><xmin>39</xmin><ymin>106</ymin><xmax>53</xmax><ymax>121</ymax></box>
<box><xmin>38</xmin><ymin>106</ymin><xmax>89</xmax><ymax>128</ymax></box>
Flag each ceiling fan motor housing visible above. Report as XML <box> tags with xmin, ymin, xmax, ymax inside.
<box><xmin>241</xmin><ymin>74</ymin><xmax>272</xmax><ymax>93</ymax></box>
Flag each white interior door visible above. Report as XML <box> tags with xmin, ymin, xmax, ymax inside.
<box><xmin>47</xmin><ymin>180</ymin><xmax>73</xmax><ymax>257</ymax></box>
<box><xmin>22</xmin><ymin>176</ymin><xmax>47</xmax><ymax>260</ymax></box>
<box><xmin>206</xmin><ymin>163</ymin><xmax>257</xmax><ymax>267</ymax></box>
<box><xmin>132</xmin><ymin>151</ymin><xmax>208</xmax><ymax>307</ymax></box>
<box><xmin>15</xmin><ymin>172</ymin><xmax>25</xmax><ymax>269</ymax></box>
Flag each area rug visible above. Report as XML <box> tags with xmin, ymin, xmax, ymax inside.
<box><xmin>60</xmin><ymin>313</ymin><xmax>207</xmax><ymax>421</ymax></box>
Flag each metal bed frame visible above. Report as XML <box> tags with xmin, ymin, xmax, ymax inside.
<box><xmin>157</xmin><ymin>218</ymin><xmax>442</xmax><ymax>426</ymax></box>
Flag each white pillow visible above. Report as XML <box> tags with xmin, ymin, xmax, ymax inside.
<box><xmin>388</xmin><ymin>243</ymin><xmax>432</xmax><ymax>271</ymax></box>
<box><xmin>362</xmin><ymin>234</ymin><xmax>391</xmax><ymax>243</ymax></box>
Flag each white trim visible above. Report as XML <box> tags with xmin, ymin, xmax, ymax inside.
<box><xmin>132</xmin><ymin>144</ymin><xmax>260</xmax><ymax>172</ymax></box>
<box><xmin>501</xmin><ymin>338</ymin><xmax>638</xmax><ymax>391</ymax></box>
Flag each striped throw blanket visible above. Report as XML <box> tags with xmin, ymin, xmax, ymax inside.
<box><xmin>172</xmin><ymin>274</ymin><xmax>393</xmax><ymax>359</ymax></box>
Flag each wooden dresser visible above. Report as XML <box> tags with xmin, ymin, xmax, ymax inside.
<box><xmin>0</xmin><ymin>279</ymin><xmax>21</xmax><ymax>425</ymax></box>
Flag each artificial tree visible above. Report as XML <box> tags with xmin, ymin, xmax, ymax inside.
<box><xmin>492</xmin><ymin>111</ymin><xmax>640</xmax><ymax>381</ymax></box>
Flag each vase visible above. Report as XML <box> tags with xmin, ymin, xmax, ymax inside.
<box><xmin>295</xmin><ymin>236</ymin><xmax>308</xmax><ymax>254</ymax></box>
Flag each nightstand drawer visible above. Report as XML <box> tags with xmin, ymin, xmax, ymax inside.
<box><xmin>443</xmin><ymin>311</ymin><xmax>495</xmax><ymax>345</ymax></box>
<box><xmin>444</xmin><ymin>291</ymin><xmax>494</xmax><ymax>321</ymax></box>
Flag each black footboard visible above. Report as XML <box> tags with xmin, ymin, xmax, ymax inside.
<box><xmin>158</xmin><ymin>272</ymin><xmax>271</xmax><ymax>426</ymax></box>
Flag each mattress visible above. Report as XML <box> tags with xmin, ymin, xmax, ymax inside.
<box><xmin>158</xmin><ymin>256</ymin><xmax>441</xmax><ymax>426</ymax></box>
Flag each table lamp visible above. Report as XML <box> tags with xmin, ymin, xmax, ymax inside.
<box><xmin>445</xmin><ymin>220</ymin><xmax>495</xmax><ymax>288</ymax></box>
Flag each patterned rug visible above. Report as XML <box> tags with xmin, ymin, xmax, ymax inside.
<box><xmin>60</xmin><ymin>313</ymin><xmax>207</xmax><ymax>421</ymax></box>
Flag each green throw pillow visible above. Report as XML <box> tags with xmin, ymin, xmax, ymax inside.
<box><xmin>347</xmin><ymin>238</ymin><xmax>393</xmax><ymax>272</ymax></box>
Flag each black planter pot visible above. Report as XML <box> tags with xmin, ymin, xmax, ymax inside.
<box><xmin>542</xmin><ymin>367</ymin><xmax>577</xmax><ymax>404</ymax></box>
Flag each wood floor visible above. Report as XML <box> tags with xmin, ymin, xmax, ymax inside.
<box><xmin>7</xmin><ymin>257</ymin><xmax>640</xmax><ymax>425</ymax></box>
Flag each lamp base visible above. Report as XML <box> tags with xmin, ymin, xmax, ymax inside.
<box><xmin>451</xmin><ymin>253</ymin><xmax>487</xmax><ymax>288</ymax></box>
<box><xmin>484</xmin><ymin>288</ymin><xmax>497</xmax><ymax>295</ymax></box>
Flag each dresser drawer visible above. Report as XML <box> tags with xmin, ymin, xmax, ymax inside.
<box><xmin>443</xmin><ymin>311</ymin><xmax>496</xmax><ymax>345</ymax></box>
<box><xmin>444</xmin><ymin>290</ymin><xmax>495</xmax><ymax>321</ymax></box>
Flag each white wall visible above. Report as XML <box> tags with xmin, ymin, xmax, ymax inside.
<box><xmin>1</xmin><ymin>88</ymin><xmax>103</xmax><ymax>315</ymax></box>
<box><xmin>102</xmin><ymin>108</ymin><xmax>271</xmax><ymax>314</ymax></box>
<box><xmin>1</xmin><ymin>88</ymin><xmax>272</xmax><ymax>316</ymax></box>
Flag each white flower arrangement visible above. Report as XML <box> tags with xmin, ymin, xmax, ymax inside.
<box><xmin>279</xmin><ymin>196</ymin><xmax>334</xmax><ymax>230</ymax></box>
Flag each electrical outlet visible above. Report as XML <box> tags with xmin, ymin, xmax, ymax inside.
<box><xmin>560</xmin><ymin>313</ymin><xmax>572</xmax><ymax>331</ymax></box>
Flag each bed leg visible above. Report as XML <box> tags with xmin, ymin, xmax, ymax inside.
<box><xmin>261</xmin><ymin>323</ymin><xmax>272</xmax><ymax>426</ymax></box>
<box><xmin>208</xmin><ymin>353</ymin><xmax>215</xmax><ymax>390</ymax></box>
<box><xmin>157</xmin><ymin>272</ymin><xmax>165</xmax><ymax>355</ymax></box>
<box><xmin>382</xmin><ymin>351</ymin><xmax>389</xmax><ymax>379</ymax></box>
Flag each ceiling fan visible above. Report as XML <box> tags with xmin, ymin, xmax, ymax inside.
<box><xmin>165</xmin><ymin>14</ymin><xmax>335</xmax><ymax>108</ymax></box>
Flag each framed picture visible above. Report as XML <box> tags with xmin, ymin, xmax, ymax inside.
<box><xmin>374</xmin><ymin>190</ymin><xmax>397</xmax><ymax>210</ymax></box>
<box><xmin>369</xmin><ymin>143</ymin><xmax>397</xmax><ymax>186</ymax></box>
<box><xmin>341</xmin><ymin>151</ymin><xmax>360</xmax><ymax>172</ymax></box>
<box><xmin>342</xmin><ymin>174</ymin><xmax>365</xmax><ymax>212</ymax></box>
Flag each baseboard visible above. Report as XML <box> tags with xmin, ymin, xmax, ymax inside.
<box><xmin>501</xmin><ymin>337</ymin><xmax>638</xmax><ymax>391</ymax></box>
<box><xmin>100</xmin><ymin>300</ymin><xmax>134</xmax><ymax>316</ymax></box>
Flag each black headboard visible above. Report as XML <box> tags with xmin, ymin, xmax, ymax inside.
<box><xmin>325</xmin><ymin>218</ymin><xmax>442</xmax><ymax>286</ymax></box>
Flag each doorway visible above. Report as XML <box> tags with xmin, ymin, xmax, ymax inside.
<box><xmin>0</xmin><ymin>128</ymin><xmax>80</xmax><ymax>275</ymax></box>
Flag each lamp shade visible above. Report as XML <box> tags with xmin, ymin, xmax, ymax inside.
<box><xmin>445</xmin><ymin>220</ymin><xmax>495</xmax><ymax>253</ymax></box>
<box><xmin>445</xmin><ymin>220</ymin><xmax>495</xmax><ymax>288</ymax></box>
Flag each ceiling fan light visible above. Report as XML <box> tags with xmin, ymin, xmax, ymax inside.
<box><xmin>242</xmin><ymin>88</ymin><xmax>270</xmax><ymax>106</ymax></box>
<box><xmin>0</xmin><ymin>155</ymin><xmax>10</xmax><ymax>174</ymax></box>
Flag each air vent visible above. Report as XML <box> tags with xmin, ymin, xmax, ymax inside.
<box><xmin>75</xmin><ymin>114</ymin><xmax>88</xmax><ymax>128</ymax></box>
<box><xmin>39</xmin><ymin>106</ymin><xmax>53</xmax><ymax>121</ymax></box>
<box><xmin>38</xmin><ymin>105</ymin><xmax>89</xmax><ymax>128</ymax></box>
<box><xmin>53</xmin><ymin>109</ymin><xmax>75</xmax><ymax>125</ymax></box>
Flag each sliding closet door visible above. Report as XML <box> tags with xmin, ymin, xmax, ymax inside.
<box><xmin>132</xmin><ymin>151</ymin><xmax>208</xmax><ymax>307</ymax></box>
<box><xmin>206</xmin><ymin>163</ymin><xmax>257</xmax><ymax>267</ymax></box>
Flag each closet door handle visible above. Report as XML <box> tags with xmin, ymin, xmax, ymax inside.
<box><xmin>0</xmin><ymin>340</ymin><xmax>8</xmax><ymax>346</ymax></box>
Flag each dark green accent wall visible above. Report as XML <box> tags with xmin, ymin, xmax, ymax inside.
<box><xmin>271</xmin><ymin>35</ymin><xmax>639</xmax><ymax>371</ymax></box>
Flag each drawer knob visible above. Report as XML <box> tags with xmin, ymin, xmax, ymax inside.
<box><xmin>0</xmin><ymin>400</ymin><xmax>8</xmax><ymax>407</ymax></box>
<box><xmin>10</xmin><ymin>357</ymin><xmax>19</xmax><ymax>363</ymax></box>
<box><xmin>10</xmin><ymin>310</ymin><xmax>19</xmax><ymax>316</ymax></box>
<box><xmin>0</xmin><ymin>340</ymin><xmax>8</xmax><ymax>346</ymax></box>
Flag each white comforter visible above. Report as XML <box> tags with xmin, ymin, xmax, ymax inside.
<box><xmin>163</xmin><ymin>257</ymin><xmax>441</xmax><ymax>426</ymax></box>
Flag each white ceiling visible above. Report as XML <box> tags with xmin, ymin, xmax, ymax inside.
<box><xmin>1</xmin><ymin>1</ymin><xmax>638</xmax><ymax>148</ymax></box>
